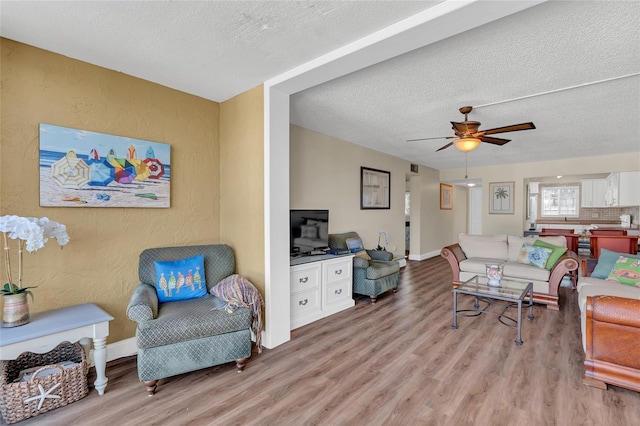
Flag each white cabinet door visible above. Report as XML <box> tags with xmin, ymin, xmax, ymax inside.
<box><xmin>290</xmin><ymin>264</ymin><xmax>320</xmax><ymax>293</ymax></box>
<box><xmin>290</xmin><ymin>288</ymin><xmax>322</xmax><ymax>329</ymax></box>
<box><xmin>581</xmin><ymin>180</ymin><xmax>593</xmax><ymax>207</ymax></box>
<box><xmin>618</xmin><ymin>171</ymin><xmax>640</xmax><ymax>206</ymax></box>
<box><xmin>592</xmin><ymin>179</ymin><xmax>608</xmax><ymax>207</ymax></box>
<box><xmin>290</xmin><ymin>263</ymin><xmax>323</xmax><ymax>329</ymax></box>
<box><xmin>581</xmin><ymin>179</ymin><xmax>607</xmax><ymax>207</ymax></box>
<box><xmin>605</xmin><ymin>173</ymin><xmax>619</xmax><ymax>206</ymax></box>
<box><xmin>322</xmin><ymin>257</ymin><xmax>353</xmax><ymax>315</ymax></box>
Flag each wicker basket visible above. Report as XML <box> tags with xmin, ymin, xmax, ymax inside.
<box><xmin>0</xmin><ymin>341</ymin><xmax>88</xmax><ymax>424</ymax></box>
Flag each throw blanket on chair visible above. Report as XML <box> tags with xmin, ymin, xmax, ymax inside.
<box><xmin>211</xmin><ymin>274</ymin><xmax>264</xmax><ymax>353</ymax></box>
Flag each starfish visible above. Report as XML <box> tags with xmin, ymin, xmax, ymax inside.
<box><xmin>23</xmin><ymin>383</ymin><xmax>61</xmax><ymax>410</ymax></box>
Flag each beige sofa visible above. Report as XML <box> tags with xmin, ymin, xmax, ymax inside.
<box><xmin>441</xmin><ymin>234</ymin><xmax>579</xmax><ymax>310</ymax></box>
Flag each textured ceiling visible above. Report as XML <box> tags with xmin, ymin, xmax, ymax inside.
<box><xmin>1</xmin><ymin>1</ymin><xmax>639</xmax><ymax>173</ymax></box>
<box><xmin>291</xmin><ymin>0</ymin><xmax>640</xmax><ymax>171</ymax></box>
<box><xmin>0</xmin><ymin>0</ymin><xmax>437</xmax><ymax>102</ymax></box>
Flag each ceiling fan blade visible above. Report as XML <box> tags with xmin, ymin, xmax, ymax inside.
<box><xmin>406</xmin><ymin>136</ymin><xmax>455</xmax><ymax>142</ymax></box>
<box><xmin>435</xmin><ymin>142</ymin><xmax>454</xmax><ymax>152</ymax></box>
<box><xmin>481</xmin><ymin>122</ymin><xmax>536</xmax><ymax>135</ymax></box>
<box><xmin>479</xmin><ymin>136</ymin><xmax>511</xmax><ymax>145</ymax></box>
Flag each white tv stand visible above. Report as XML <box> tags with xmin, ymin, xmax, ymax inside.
<box><xmin>290</xmin><ymin>254</ymin><xmax>354</xmax><ymax>330</ymax></box>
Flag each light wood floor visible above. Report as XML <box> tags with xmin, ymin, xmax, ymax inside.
<box><xmin>9</xmin><ymin>257</ymin><xmax>640</xmax><ymax>425</ymax></box>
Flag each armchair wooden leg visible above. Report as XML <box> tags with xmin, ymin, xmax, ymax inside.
<box><xmin>236</xmin><ymin>358</ymin><xmax>248</xmax><ymax>372</ymax></box>
<box><xmin>370</xmin><ymin>296</ymin><xmax>377</xmax><ymax>304</ymax></box>
<box><xmin>144</xmin><ymin>380</ymin><xmax>158</xmax><ymax>396</ymax></box>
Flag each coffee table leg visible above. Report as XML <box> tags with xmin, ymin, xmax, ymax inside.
<box><xmin>452</xmin><ymin>289</ymin><xmax>458</xmax><ymax>329</ymax></box>
<box><xmin>515</xmin><ymin>300</ymin><xmax>523</xmax><ymax>346</ymax></box>
<box><xmin>528</xmin><ymin>288</ymin><xmax>534</xmax><ymax>320</ymax></box>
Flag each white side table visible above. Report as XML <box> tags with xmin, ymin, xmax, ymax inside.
<box><xmin>0</xmin><ymin>303</ymin><xmax>113</xmax><ymax>395</ymax></box>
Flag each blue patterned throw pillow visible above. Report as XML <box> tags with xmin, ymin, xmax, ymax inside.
<box><xmin>517</xmin><ymin>243</ymin><xmax>553</xmax><ymax>269</ymax></box>
<box><xmin>154</xmin><ymin>254</ymin><xmax>207</xmax><ymax>303</ymax></box>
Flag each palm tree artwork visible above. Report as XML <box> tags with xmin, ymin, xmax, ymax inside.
<box><xmin>494</xmin><ymin>186</ymin><xmax>509</xmax><ymax>211</ymax></box>
<box><xmin>488</xmin><ymin>182</ymin><xmax>515</xmax><ymax>214</ymax></box>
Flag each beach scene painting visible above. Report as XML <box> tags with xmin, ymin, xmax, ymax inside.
<box><xmin>39</xmin><ymin>123</ymin><xmax>171</xmax><ymax>208</ymax></box>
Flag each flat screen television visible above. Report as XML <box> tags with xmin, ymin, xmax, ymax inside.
<box><xmin>290</xmin><ymin>209</ymin><xmax>329</xmax><ymax>255</ymax></box>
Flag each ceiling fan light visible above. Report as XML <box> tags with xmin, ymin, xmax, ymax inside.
<box><xmin>453</xmin><ymin>137</ymin><xmax>481</xmax><ymax>152</ymax></box>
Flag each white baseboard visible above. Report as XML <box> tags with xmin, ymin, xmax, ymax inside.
<box><xmin>89</xmin><ymin>337</ymin><xmax>137</xmax><ymax>365</ymax></box>
<box><xmin>106</xmin><ymin>337</ymin><xmax>138</xmax><ymax>362</ymax></box>
<box><xmin>408</xmin><ymin>250</ymin><xmax>441</xmax><ymax>261</ymax></box>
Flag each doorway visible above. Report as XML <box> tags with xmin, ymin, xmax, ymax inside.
<box><xmin>468</xmin><ymin>187</ymin><xmax>482</xmax><ymax>235</ymax></box>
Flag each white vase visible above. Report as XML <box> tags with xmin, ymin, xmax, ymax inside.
<box><xmin>2</xmin><ymin>293</ymin><xmax>30</xmax><ymax>327</ymax></box>
<box><xmin>486</xmin><ymin>263</ymin><xmax>504</xmax><ymax>287</ymax></box>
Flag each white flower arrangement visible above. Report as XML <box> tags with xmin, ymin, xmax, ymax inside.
<box><xmin>1</xmin><ymin>215</ymin><xmax>70</xmax><ymax>298</ymax></box>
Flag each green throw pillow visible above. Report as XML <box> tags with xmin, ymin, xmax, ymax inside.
<box><xmin>517</xmin><ymin>243</ymin><xmax>553</xmax><ymax>269</ymax></box>
<box><xmin>607</xmin><ymin>256</ymin><xmax>640</xmax><ymax>287</ymax></box>
<box><xmin>592</xmin><ymin>249</ymin><xmax>640</xmax><ymax>279</ymax></box>
<box><xmin>533</xmin><ymin>239</ymin><xmax>568</xmax><ymax>270</ymax></box>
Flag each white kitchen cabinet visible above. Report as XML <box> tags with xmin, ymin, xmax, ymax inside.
<box><xmin>290</xmin><ymin>255</ymin><xmax>354</xmax><ymax>330</ymax></box>
<box><xmin>618</xmin><ymin>172</ymin><xmax>640</xmax><ymax>206</ymax></box>
<box><xmin>605</xmin><ymin>172</ymin><xmax>640</xmax><ymax>206</ymax></box>
<box><xmin>581</xmin><ymin>179</ymin><xmax>607</xmax><ymax>207</ymax></box>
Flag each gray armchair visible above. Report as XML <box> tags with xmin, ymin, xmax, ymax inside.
<box><xmin>329</xmin><ymin>232</ymin><xmax>400</xmax><ymax>304</ymax></box>
<box><xmin>126</xmin><ymin>244</ymin><xmax>252</xmax><ymax>396</ymax></box>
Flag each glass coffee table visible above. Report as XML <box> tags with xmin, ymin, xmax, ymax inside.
<box><xmin>452</xmin><ymin>275</ymin><xmax>534</xmax><ymax>346</ymax></box>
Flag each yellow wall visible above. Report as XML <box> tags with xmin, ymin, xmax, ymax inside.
<box><xmin>0</xmin><ymin>39</ymin><xmax>221</xmax><ymax>342</ymax></box>
<box><xmin>219</xmin><ymin>86</ymin><xmax>265</xmax><ymax>293</ymax></box>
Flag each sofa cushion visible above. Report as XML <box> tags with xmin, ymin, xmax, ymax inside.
<box><xmin>517</xmin><ymin>243</ymin><xmax>553</xmax><ymax>268</ymax></box>
<box><xmin>533</xmin><ymin>239</ymin><xmax>567</xmax><ymax>270</ymax></box>
<box><xmin>607</xmin><ymin>256</ymin><xmax>640</xmax><ymax>286</ymax></box>
<box><xmin>507</xmin><ymin>235</ymin><xmax>566</xmax><ymax>261</ymax></box>
<box><xmin>366</xmin><ymin>261</ymin><xmax>400</xmax><ymax>280</ymax></box>
<box><xmin>503</xmin><ymin>261</ymin><xmax>551</xmax><ymax>282</ymax></box>
<box><xmin>592</xmin><ymin>249</ymin><xmax>640</xmax><ymax>279</ymax></box>
<box><xmin>459</xmin><ymin>234</ymin><xmax>508</xmax><ymax>260</ymax></box>
<box><xmin>537</xmin><ymin>235</ymin><xmax>567</xmax><ymax>248</ymax></box>
<box><xmin>578</xmin><ymin>277</ymin><xmax>640</xmax><ymax>312</ymax></box>
<box><xmin>460</xmin><ymin>258</ymin><xmax>507</xmax><ymax>275</ymax></box>
<box><xmin>136</xmin><ymin>295</ymin><xmax>251</xmax><ymax>348</ymax></box>
<box><xmin>154</xmin><ymin>254</ymin><xmax>208</xmax><ymax>303</ymax></box>
<box><xmin>459</xmin><ymin>269</ymin><xmax>549</xmax><ymax>295</ymax></box>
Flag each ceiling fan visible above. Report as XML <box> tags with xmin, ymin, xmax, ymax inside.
<box><xmin>407</xmin><ymin>106</ymin><xmax>536</xmax><ymax>152</ymax></box>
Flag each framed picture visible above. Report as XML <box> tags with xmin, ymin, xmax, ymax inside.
<box><xmin>489</xmin><ymin>181</ymin><xmax>514</xmax><ymax>214</ymax></box>
<box><xmin>440</xmin><ymin>183</ymin><xmax>453</xmax><ymax>210</ymax></box>
<box><xmin>361</xmin><ymin>167</ymin><xmax>390</xmax><ymax>209</ymax></box>
<box><xmin>39</xmin><ymin>123</ymin><xmax>171</xmax><ymax>208</ymax></box>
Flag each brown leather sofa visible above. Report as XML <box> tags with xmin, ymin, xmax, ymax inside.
<box><xmin>583</xmin><ymin>295</ymin><xmax>640</xmax><ymax>392</ymax></box>
<box><xmin>579</xmin><ymin>260</ymin><xmax>640</xmax><ymax>392</ymax></box>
